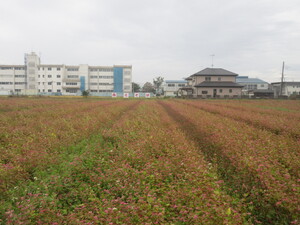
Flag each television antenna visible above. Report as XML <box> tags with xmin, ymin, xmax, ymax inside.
<box><xmin>210</xmin><ymin>54</ymin><xmax>215</xmax><ymax>68</ymax></box>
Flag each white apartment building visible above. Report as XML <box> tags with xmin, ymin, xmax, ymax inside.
<box><xmin>0</xmin><ymin>52</ymin><xmax>132</xmax><ymax>96</ymax></box>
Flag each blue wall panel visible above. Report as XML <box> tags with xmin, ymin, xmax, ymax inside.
<box><xmin>113</xmin><ymin>67</ymin><xmax>123</xmax><ymax>92</ymax></box>
<box><xmin>80</xmin><ymin>76</ymin><xmax>85</xmax><ymax>92</ymax></box>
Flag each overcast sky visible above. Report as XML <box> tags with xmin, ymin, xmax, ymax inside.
<box><xmin>1</xmin><ymin>0</ymin><xmax>299</xmax><ymax>85</ymax></box>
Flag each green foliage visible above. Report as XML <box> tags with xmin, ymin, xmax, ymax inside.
<box><xmin>82</xmin><ymin>90</ymin><xmax>89</xmax><ymax>97</ymax></box>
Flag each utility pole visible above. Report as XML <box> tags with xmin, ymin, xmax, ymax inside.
<box><xmin>280</xmin><ymin>61</ymin><xmax>285</xmax><ymax>96</ymax></box>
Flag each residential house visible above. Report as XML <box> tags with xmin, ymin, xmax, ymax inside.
<box><xmin>183</xmin><ymin>68</ymin><xmax>243</xmax><ymax>98</ymax></box>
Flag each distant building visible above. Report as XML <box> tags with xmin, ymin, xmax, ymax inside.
<box><xmin>236</xmin><ymin>76</ymin><xmax>269</xmax><ymax>91</ymax></box>
<box><xmin>236</xmin><ymin>76</ymin><xmax>272</xmax><ymax>98</ymax></box>
<box><xmin>271</xmin><ymin>82</ymin><xmax>300</xmax><ymax>98</ymax></box>
<box><xmin>183</xmin><ymin>68</ymin><xmax>243</xmax><ymax>98</ymax></box>
<box><xmin>163</xmin><ymin>80</ymin><xmax>187</xmax><ymax>97</ymax></box>
<box><xmin>0</xmin><ymin>52</ymin><xmax>132</xmax><ymax>96</ymax></box>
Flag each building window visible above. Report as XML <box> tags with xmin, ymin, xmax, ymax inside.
<box><xmin>14</xmin><ymin>67</ymin><xmax>24</xmax><ymax>70</ymax></box>
<box><xmin>218</xmin><ymin>77</ymin><xmax>221</xmax><ymax>81</ymax></box>
<box><xmin>229</xmin><ymin>89</ymin><xmax>232</xmax><ymax>93</ymax></box>
<box><xmin>15</xmin><ymin>82</ymin><xmax>26</xmax><ymax>85</ymax></box>
<box><xmin>57</xmin><ymin>75</ymin><xmax>61</xmax><ymax>78</ymax></box>
<box><xmin>48</xmin><ymin>68</ymin><xmax>52</xmax><ymax>71</ymax></box>
<box><xmin>66</xmin><ymin>82</ymin><xmax>77</xmax><ymax>85</ymax></box>
<box><xmin>91</xmin><ymin>76</ymin><xmax>98</xmax><ymax>78</ymax></box>
<box><xmin>67</xmin><ymin>75</ymin><xmax>79</xmax><ymax>79</ymax></box>
<box><xmin>57</xmin><ymin>89</ymin><xmax>61</xmax><ymax>92</ymax></box>
<box><xmin>99</xmin><ymin>76</ymin><xmax>113</xmax><ymax>79</ymax></box>
<box><xmin>67</xmin><ymin>68</ymin><xmax>79</xmax><ymax>71</ymax></box>
<box><xmin>66</xmin><ymin>89</ymin><xmax>77</xmax><ymax>93</ymax></box>
<box><xmin>15</xmin><ymin>89</ymin><xmax>21</xmax><ymax>92</ymax></box>
<box><xmin>219</xmin><ymin>89</ymin><xmax>223</xmax><ymax>93</ymax></box>
<box><xmin>205</xmin><ymin>77</ymin><xmax>211</xmax><ymax>81</ymax></box>
<box><xmin>57</xmin><ymin>82</ymin><xmax>61</xmax><ymax>85</ymax></box>
<box><xmin>168</xmin><ymin>84</ymin><xmax>175</xmax><ymax>87</ymax></box>
<box><xmin>178</xmin><ymin>84</ymin><xmax>186</xmax><ymax>87</ymax></box>
<box><xmin>48</xmin><ymin>75</ymin><xmax>52</xmax><ymax>78</ymax></box>
<box><xmin>48</xmin><ymin>82</ymin><xmax>52</xmax><ymax>85</ymax></box>
<box><xmin>261</xmin><ymin>84</ymin><xmax>264</xmax><ymax>87</ymax></box>
<box><xmin>202</xmin><ymin>91</ymin><xmax>208</xmax><ymax>94</ymax></box>
<box><xmin>15</xmin><ymin>75</ymin><xmax>26</xmax><ymax>78</ymax></box>
<box><xmin>90</xmin><ymin>90</ymin><xmax>98</xmax><ymax>92</ymax></box>
<box><xmin>48</xmin><ymin>89</ymin><xmax>52</xmax><ymax>92</ymax></box>
<box><xmin>124</xmin><ymin>85</ymin><xmax>131</xmax><ymax>90</ymax></box>
<box><xmin>38</xmin><ymin>75</ymin><xmax>40</xmax><ymax>78</ymax></box>
<box><xmin>42</xmin><ymin>75</ymin><xmax>45</xmax><ymax>78</ymax></box>
<box><xmin>57</xmin><ymin>68</ymin><xmax>61</xmax><ymax>71</ymax></box>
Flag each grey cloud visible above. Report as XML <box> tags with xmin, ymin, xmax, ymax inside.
<box><xmin>0</xmin><ymin>0</ymin><xmax>299</xmax><ymax>84</ymax></box>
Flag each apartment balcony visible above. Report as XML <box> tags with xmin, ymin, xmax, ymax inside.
<box><xmin>62</xmin><ymin>78</ymin><xmax>80</xmax><ymax>82</ymax></box>
<box><xmin>62</xmin><ymin>84</ymin><xmax>80</xmax><ymax>89</ymax></box>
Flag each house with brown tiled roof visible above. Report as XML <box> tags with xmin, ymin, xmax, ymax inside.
<box><xmin>181</xmin><ymin>68</ymin><xmax>243</xmax><ymax>98</ymax></box>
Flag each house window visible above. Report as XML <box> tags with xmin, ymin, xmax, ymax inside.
<box><xmin>218</xmin><ymin>77</ymin><xmax>221</xmax><ymax>81</ymax></box>
<box><xmin>205</xmin><ymin>77</ymin><xmax>211</xmax><ymax>81</ymax></box>
<box><xmin>202</xmin><ymin>91</ymin><xmax>208</xmax><ymax>94</ymax></box>
<box><xmin>219</xmin><ymin>89</ymin><xmax>223</xmax><ymax>93</ymax></box>
<box><xmin>229</xmin><ymin>89</ymin><xmax>232</xmax><ymax>93</ymax></box>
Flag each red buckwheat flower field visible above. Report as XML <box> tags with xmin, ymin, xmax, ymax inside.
<box><xmin>0</xmin><ymin>98</ymin><xmax>299</xmax><ymax>224</ymax></box>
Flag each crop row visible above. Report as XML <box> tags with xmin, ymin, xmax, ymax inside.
<box><xmin>159</xmin><ymin>100</ymin><xmax>299</xmax><ymax>224</ymax></box>
<box><xmin>3</xmin><ymin>101</ymin><xmax>247</xmax><ymax>224</ymax></box>
<box><xmin>0</xmin><ymin>99</ymin><xmax>138</xmax><ymax>196</ymax></box>
<box><xmin>176</xmin><ymin>100</ymin><xmax>300</xmax><ymax>139</ymax></box>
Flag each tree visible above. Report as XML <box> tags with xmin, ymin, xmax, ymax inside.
<box><xmin>153</xmin><ymin>76</ymin><xmax>164</xmax><ymax>95</ymax></box>
<box><xmin>132</xmin><ymin>82</ymin><xmax>141</xmax><ymax>92</ymax></box>
<box><xmin>82</xmin><ymin>90</ymin><xmax>89</xmax><ymax>97</ymax></box>
<box><xmin>142</xmin><ymin>82</ymin><xmax>155</xmax><ymax>93</ymax></box>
